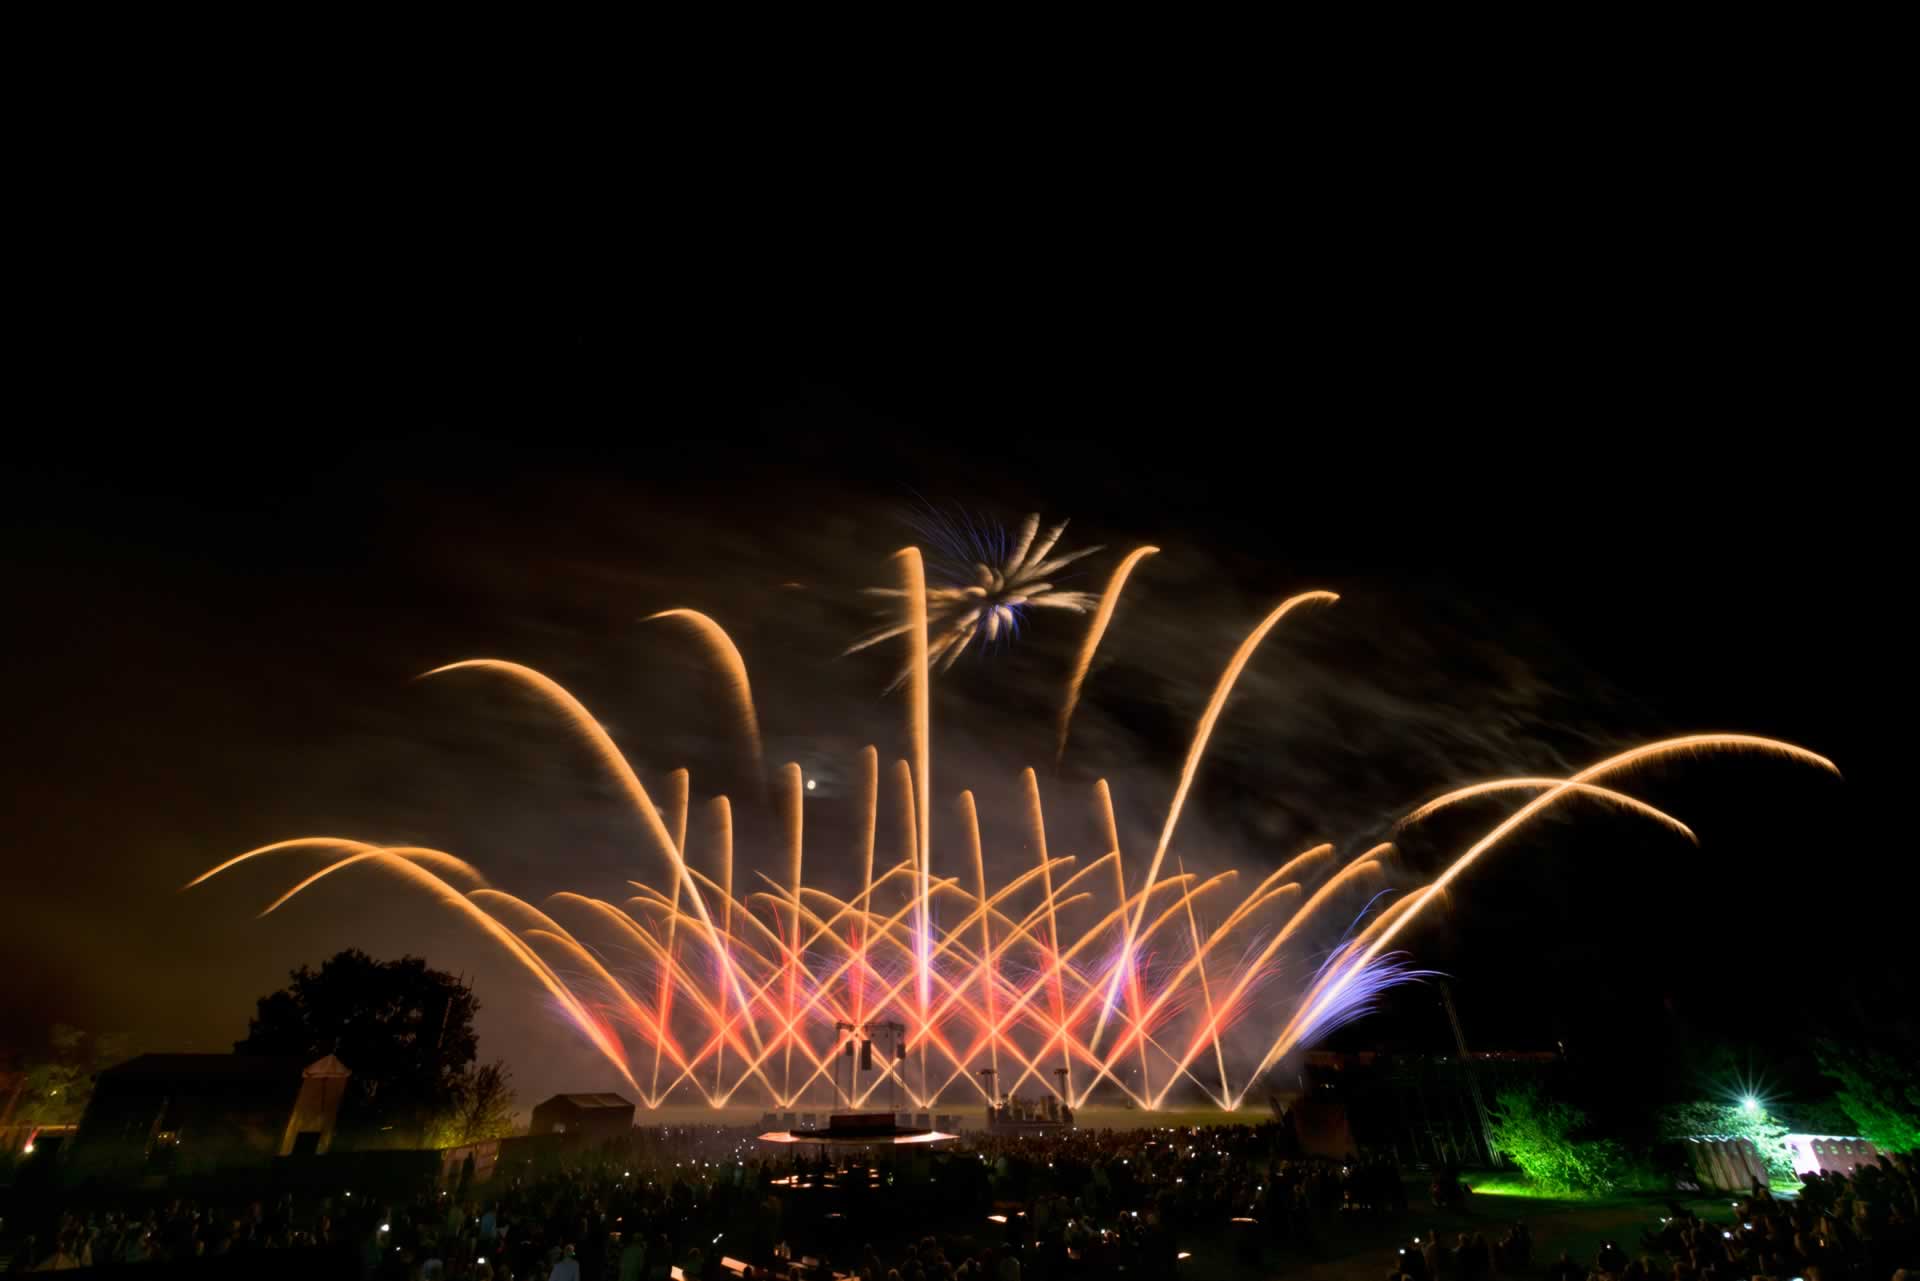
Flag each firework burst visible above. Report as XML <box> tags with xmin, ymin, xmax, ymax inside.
<box><xmin>847</xmin><ymin>511</ymin><xmax>1102</xmax><ymax>690</ymax></box>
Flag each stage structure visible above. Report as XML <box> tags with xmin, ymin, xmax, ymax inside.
<box><xmin>985</xmin><ymin>1090</ymin><xmax>1074</xmax><ymax>1134</ymax></box>
<box><xmin>830</xmin><ymin>1021</ymin><xmax>909</xmax><ymax>1112</ymax></box>
<box><xmin>758</xmin><ymin>1110</ymin><xmax>955</xmax><ymax>1147</ymax></box>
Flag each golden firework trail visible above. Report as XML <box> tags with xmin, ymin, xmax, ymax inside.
<box><xmin>647</xmin><ymin>609</ymin><xmax>765</xmax><ymax>776</ymax></box>
<box><xmin>1237</xmin><ymin>734</ymin><xmax>1841</xmax><ymax>1103</ymax></box>
<box><xmin>1085</xmin><ymin>589</ymin><xmax>1339</xmax><ymax>1062</ymax></box>
<box><xmin>1056</xmin><ymin>545</ymin><xmax>1159</xmax><ymax>763</ymax></box>
<box><xmin>189</xmin><ymin>549</ymin><xmax>1835</xmax><ymax>1110</ymax></box>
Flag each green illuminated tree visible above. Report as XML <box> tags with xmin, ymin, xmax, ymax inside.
<box><xmin>1818</xmin><ymin>1043</ymin><xmax>1920</xmax><ymax>1153</ymax></box>
<box><xmin>1487</xmin><ymin>1083</ymin><xmax>1625</xmax><ymax>1197</ymax></box>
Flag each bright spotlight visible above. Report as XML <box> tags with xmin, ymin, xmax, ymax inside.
<box><xmin>1742</xmin><ymin>1095</ymin><xmax>1759</xmax><ymax>1113</ymax></box>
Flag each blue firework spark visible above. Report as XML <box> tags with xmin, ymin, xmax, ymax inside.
<box><xmin>1287</xmin><ymin>893</ymin><xmax>1437</xmax><ymax>1047</ymax></box>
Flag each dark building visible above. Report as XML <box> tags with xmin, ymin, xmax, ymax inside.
<box><xmin>71</xmin><ymin>1054</ymin><xmax>350</xmax><ymax>1176</ymax></box>
<box><xmin>527</xmin><ymin>1092</ymin><xmax>635</xmax><ymax>1140</ymax></box>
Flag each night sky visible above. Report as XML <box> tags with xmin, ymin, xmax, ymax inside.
<box><xmin>4</xmin><ymin>288</ymin><xmax>1903</xmax><ymax>1112</ymax></box>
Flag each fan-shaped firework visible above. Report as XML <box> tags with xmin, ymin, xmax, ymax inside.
<box><xmin>186</xmin><ymin>541</ymin><xmax>1838</xmax><ymax>1113</ymax></box>
<box><xmin>847</xmin><ymin>512</ymin><xmax>1102</xmax><ymax>691</ymax></box>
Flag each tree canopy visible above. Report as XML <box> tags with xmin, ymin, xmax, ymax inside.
<box><xmin>424</xmin><ymin>1059</ymin><xmax>518</xmax><ymax>1149</ymax></box>
<box><xmin>1487</xmin><ymin>1082</ymin><xmax>1626</xmax><ymax>1197</ymax></box>
<box><xmin>236</xmin><ymin>949</ymin><xmax>479</xmax><ymax>1142</ymax></box>
<box><xmin>1819</xmin><ymin>1042</ymin><xmax>1920</xmax><ymax>1154</ymax></box>
<box><xmin>6</xmin><ymin>1025</ymin><xmax>132</xmax><ymax>1128</ymax></box>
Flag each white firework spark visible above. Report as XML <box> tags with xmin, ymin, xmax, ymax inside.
<box><xmin>849</xmin><ymin>512</ymin><xmax>1103</xmax><ymax>691</ymax></box>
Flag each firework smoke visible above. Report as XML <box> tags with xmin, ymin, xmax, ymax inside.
<box><xmin>187</xmin><ymin>535</ymin><xmax>1837</xmax><ymax>1112</ymax></box>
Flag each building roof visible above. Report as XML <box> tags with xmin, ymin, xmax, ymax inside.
<box><xmin>537</xmin><ymin>1093</ymin><xmax>634</xmax><ymax>1111</ymax></box>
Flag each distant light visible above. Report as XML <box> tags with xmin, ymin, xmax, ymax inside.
<box><xmin>22</xmin><ymin>1143</ymin><xmax>34</xmax><ymax>1154</ymax></box>
<box><xmin>477</xmin><ymin>1259</ymin><xmax>486</xmax><ymax>1266</ymax></box>
<box><xmin>806</xmin><ymin>779</ymin><xmax>816</xmax><ymax>791</ymax></box>
<box><xmin>1742</xmin><ymin>1095</ymin><xmax>1760</xmax><ymax>1113</ymax></box>
<box><xmin>1178</xmin><ymin>1252</ymin><xmax>1192</xmax><ymax>1260</ymax></box>
<box><xmin>381</xmin><ymin>1224</ymin><xmax>391</xmax><ymax>1233</ymax></box>
<box><xmin>988</xmin><ymin>1214</ymin><xmax>1008</xmax><ymax>1224</ymax></box>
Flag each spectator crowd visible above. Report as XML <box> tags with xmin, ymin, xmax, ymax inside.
<box><xmin>8</xmin><ymin>1124</ymin><xmax>1911</xmax><ymax>1280</ymax></box>
<box><xmin>0</xmin><ymin>1120</ymin><xmax>1399</xmax><ymax>1277</ymax></box>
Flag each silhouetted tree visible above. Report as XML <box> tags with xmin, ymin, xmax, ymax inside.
<box><xmin>237</xmin><ymin>949</ymin><xmax>479</xmax><ymax>1143</ymax></box>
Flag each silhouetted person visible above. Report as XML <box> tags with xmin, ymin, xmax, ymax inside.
<box><xmin>619</xmin><ymin>1232</ymin><xmax>646</xmax><ymax>1281</ymax></box>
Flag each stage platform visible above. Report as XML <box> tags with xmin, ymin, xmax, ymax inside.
<box><xmin>759</xmin><ymin>1112</ymin><xmax>955</xmax><ymax>1146</ymax></box>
